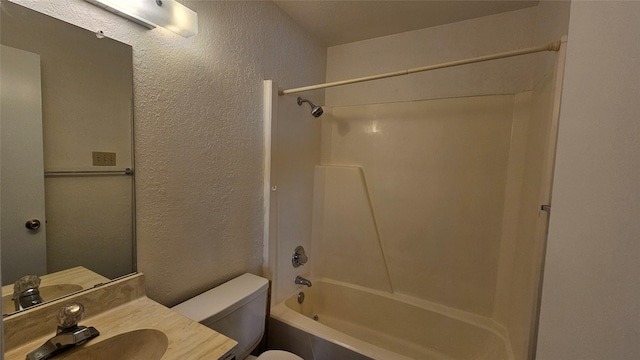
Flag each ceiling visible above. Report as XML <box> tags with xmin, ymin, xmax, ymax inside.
<box><xmin>272</xmin><ymin>0</ymin><xmax>539</xmax><ymax>46</ymax></box>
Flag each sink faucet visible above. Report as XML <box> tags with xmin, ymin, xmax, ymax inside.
<box><xmin>13</xmin><ymin>275</ymin><xmax>44</xmax><ymax>311</ymax></box>
<box><xmin>295</xmin><ymin>275</ymin><xmax>312</xmax><ymax>287</ymax></box>
<box><xmin>26</xmin><ymin>303</ymin><xmax>100</xmax><ymax>360</ymax></box>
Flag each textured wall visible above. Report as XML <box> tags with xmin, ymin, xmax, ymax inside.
<box><xmin>10</xmin><ymin>0</ymin><xmax>326</xmax><ymax>306</ymax></box>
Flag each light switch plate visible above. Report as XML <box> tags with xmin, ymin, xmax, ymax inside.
<box><xmin>92</xmin><ymin>151</ymin><xmax>116</xmax><ymax>166</ymax></box>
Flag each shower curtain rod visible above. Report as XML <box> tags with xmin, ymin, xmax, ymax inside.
<box><xmin>279</xmin><ymin>40</ymin><xmax>562</xmax><ymax>96</ymax></box>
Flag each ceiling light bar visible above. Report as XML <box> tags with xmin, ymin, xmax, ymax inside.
<box><xmin>85</xmin><ymin>0</ymin><xmax>198</xmax><ymax>37</ymax></box>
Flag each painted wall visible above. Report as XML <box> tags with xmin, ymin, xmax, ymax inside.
<box><xmin>537</xmin><ymin>1</ymin><xmax>640</xmax><ymax>359</ymax></box>
<box><xmin>9</xmin><ymin>0</ymin><xmax>327</xmax><ymax>306</ymax></box>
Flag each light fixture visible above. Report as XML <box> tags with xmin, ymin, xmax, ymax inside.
<box><xmin>85</xmin><ymin>0</ymin><xmax>198</xmax><ymax>37</ymax></box>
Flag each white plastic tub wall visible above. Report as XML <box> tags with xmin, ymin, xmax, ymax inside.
<box><xmin>270</xmin><ymin>278</ymin><xmax>513</xmax><ymax>360</ymax></box>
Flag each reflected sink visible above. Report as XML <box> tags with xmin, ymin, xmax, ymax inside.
<box><xmin>2</xmin><ymin>284</ymin><xmax>83</xmax><ymax>312</ymax></box>
<box><xmin>58</xmin><ymin>329</ymin><xmax>168</xmax><ymax>360</ymax></box>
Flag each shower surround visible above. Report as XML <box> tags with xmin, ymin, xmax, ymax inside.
<box><xmin>267</xmin><ymin>90</ymin><xmax>543</xmax><ymax>360</ymax></box>
<box><xmin>313</xmin><ymin>94</ymin><xmax>516</xmax><ymax>316</ymax></box>
<box><xmin>266</xmin><ymin>4</ymin><xmax>569</xmax><ymax>360</ymax></box>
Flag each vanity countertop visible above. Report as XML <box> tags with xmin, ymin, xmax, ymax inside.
<box><xmin>3</xmin><ymin>273</ymin><xmax>237</xmax><ymax>360</ymax></box>
<box><xmin>2</xmin><ymin>266</ymin><xmax>110</xmax><ymax>314</ymax></box>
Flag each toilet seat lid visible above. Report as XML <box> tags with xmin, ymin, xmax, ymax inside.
<box><xmin>256</xmin><ymin>350</ymin><xmax>303</xmax><ymax>360</ymax></box>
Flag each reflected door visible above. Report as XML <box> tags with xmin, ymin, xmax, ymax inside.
<box><xmin>1</xmin><ymin>45</ymin><xmax>47</xmax><ymax>284</ymax></box>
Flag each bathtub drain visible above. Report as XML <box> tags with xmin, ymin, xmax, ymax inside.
<box><xmin>313</xmin><ymin>315</ymin><xmax>319</xmax><ymax>321</ymax></box>
<box><xmin>297</xmin><ymin>292</ymin><xmax>305</xmax><ymax>304</ymax></box>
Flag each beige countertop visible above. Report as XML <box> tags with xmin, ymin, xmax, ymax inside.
<box><xmin>2</xmin><ymin>266</ymin><xmax>110</xmax><ymax>315</ymax></box>
<box><xmin>4</xmin><ymin>273</ymin><xmax>237</xmax><ymax>360</ymax></box>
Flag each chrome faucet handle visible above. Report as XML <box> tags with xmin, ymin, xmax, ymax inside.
<box><xmin>13</xmin><ymin>275</ymin><xmax>43</xmax><ymax>311</ymax></box>
<box><xmin>25</xmin><ymin>303</ymin><xmax>100</xmax><ymax>360</ymax></box>
<box><xmin>292</xmin><ymin>246</ymin><xmax>308</xmax><ymax>268</ymax></box>
<box><xmin>58</xmin><ymin>303</ymin><xmax>85</xmax><ymax>331</ymax></box>
<box><xmin>13</xmin><ymin>274</ymin><xmax>41</xmax><ymax>295</ymax></box>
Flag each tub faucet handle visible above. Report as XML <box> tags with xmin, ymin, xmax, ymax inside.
<box><xmin>292</xmin><ymin>246</ymin><xmax>308</xmax><ymax>268</ymax></box>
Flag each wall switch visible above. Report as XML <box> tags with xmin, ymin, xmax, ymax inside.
<box><xmin>92</xmin><ymin>151</ymin><xmax>116</xmax><ymax>166</ymax></box>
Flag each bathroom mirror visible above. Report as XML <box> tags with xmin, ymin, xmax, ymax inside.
<box><xmin>0</xmin><ymin>2</ymin><xmax>135</xmax><ymax>316</ymax></box>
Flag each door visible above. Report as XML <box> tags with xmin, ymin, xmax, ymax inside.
<box><xmin>1</xmin><ymin>45</ymin><xmax>47</xmax><ymax>284</ymax></box>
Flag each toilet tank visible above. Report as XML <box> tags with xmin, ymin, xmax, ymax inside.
<box><xmin>171</xmin><ymin>273</ymin><xmax>269</xmax><ymax>359</ymax></box>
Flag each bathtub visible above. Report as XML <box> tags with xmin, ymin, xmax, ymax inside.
<box><xmin>270</xmin><ymin>278</ymin><xmax>513</xmax><ymax>360</ymax></box>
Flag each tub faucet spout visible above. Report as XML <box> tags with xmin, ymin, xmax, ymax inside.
<box><xmin>295</xmin><ymin>276</ymin><xmax>312</xmax><ymax>287</ymax></box>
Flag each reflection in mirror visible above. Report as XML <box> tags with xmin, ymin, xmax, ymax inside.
<box><xmin>0</xmin><ymin>2</ymin><xmax>135</xmax><ymax>316</ymax></box>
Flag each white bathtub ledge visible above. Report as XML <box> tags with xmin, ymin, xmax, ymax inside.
<box><xmin>271</xmin><ymin>302</ymin><xmax>415</xmax><ymax>360</ymax></box>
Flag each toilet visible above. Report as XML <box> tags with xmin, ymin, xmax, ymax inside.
<box><xmin>171</xmin><ymin>273</ymin><xmax>302</xmax><ymax>360</ymax></box>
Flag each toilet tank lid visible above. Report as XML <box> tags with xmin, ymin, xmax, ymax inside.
<box><xmin>171</xmin><ymin>273</ymin><xmax>269</xmax><ymax>323</ymax></box>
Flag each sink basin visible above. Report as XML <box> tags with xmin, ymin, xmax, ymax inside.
<box><xmin>57</xmin><ymin>329</ymin><xmax>168</xmax><ymax>360</ymax></box>
<box><xmin>2</xmin><ymin>284</ymin><xmax>83</xmax><ymax>312</ymax></box>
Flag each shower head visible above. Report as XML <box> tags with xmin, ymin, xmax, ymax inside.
<box><xmin>297</xmin><ymin>97</ymin><xmax>324</xmax><ymax>118</ymax></box>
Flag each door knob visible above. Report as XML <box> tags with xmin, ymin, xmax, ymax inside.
<box><xmin>25</xmin><ymin>219</ymin><xmax>41</xmax><ymax>230</ymax></box>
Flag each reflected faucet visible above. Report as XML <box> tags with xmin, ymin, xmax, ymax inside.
<box><xmin>26</xmin><ymin>303</ymin><xmax>100</xmax><ymax>360</ymax></box>
<box><xmin>13</xmin><ymin>275</ymin><xmax>44</xmax><ymax>311</ymax></box>
<box><xmin>295</xmin><ymin>276</ymin><xmax>312</xmax><ymax>287</ymax></box>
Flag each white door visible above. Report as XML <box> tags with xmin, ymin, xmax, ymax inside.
<box><xmin>1</xmin><ymin>45</ymin><xmax>47</xmax><ymax>284</ymax></box>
